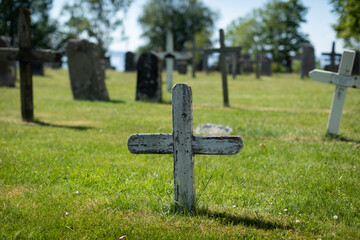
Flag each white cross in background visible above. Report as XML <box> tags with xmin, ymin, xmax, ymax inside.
<box><xmin>310</xmin><ymin>50</ymin><xmax>359</xmax><ymax>136</ymax></box>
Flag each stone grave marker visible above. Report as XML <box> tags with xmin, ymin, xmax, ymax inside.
<box><xmin>0</xmin><ymin>8</ymin><xmax>62</xmax><ymax>121</ymax></box>
<box><xmin>261</xmin><ymin>55</ymin><xmax>272</xmax><ymax>76</ymax></box>
<box><xmin>125</xmin><ymin>51</ymin><xmax>136</xmax><ymax>71</ymax></box>
<box><xmin>176</xmin><ymin>60</ymin><xmax>188</xmax><ymax>74</ymax></box>
<box><xmin>32</xmin><ymin>61</ymin><xmax>44</xmax><ymax>76</ymax></box>
<box><xmin>351</xmin><ymin>50</ymin><xmax>359</xmax><ymax>75</ymax></box>
<box><xmin>322</xmin><ymin>42</ymin><xmax>341</xmax><ymax>72</ymax></box>
<box><xmin>0</xmin><ymin>36</ymin><xmax>16</xmax><ymax>87</ymax></box>
<box><xmin>128</xmin><ymin>83</ymin><xmax>243</xmax><ymax>212</ymax></box>
<box><xmin>240</xmin><ymin>53</ymin><xmax>254</xmax><ymax>73</ymax></box>
<box><xmin>66</xmin><ymin>39</ymin><xmax>109</xmax><ymax>101</ymax></box>
<box><xmin>204</xmin><ymin>29</ymin><xmax>241</xmax><ymax>107</ymax></box>
<box><xmin>310</xmin><ymin>49</ymin><xmax>359</xmax><ymax>136</ymax></box>
<box><xmin>135</xmin><ymin>52</ymin><xmax>162</xmax><ymax>102</ymax></box>
<box><xmin>301</xmin><ymin>43</ymin><xmax>315</xmax><ymax>79</ymax></box>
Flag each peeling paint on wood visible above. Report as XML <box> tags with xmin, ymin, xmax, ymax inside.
<box><xmin>127</xmin><ymin>83</ymin><xmax>243</xmax><ymax>212</ymax></box>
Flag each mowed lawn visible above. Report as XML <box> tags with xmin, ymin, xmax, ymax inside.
<box><xmin>0</xmin><ymin>68</ymin><xmax>359</xmax><ymax>239</ymax></box>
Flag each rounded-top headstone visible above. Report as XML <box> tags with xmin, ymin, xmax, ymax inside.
<box><xmin>66</xmin><ymin>39</ymin><xmax>109</xmax><ymax>101</ymax></box>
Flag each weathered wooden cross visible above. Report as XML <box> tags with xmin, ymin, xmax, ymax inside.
<box><xmin>310</xmin><ymin>50</ymin><xmax>359</xmax><ymax>136</ymax></box>
<box><xmin>204</xmin><ymin>29</ymin><xmax>241</xmax><ymax>107</ymax></box>
<box><xmin>127</xmin><ymin>83</ymin><xmax>243</xmax><ymax>212</ymax></box>
<box><xmin>0</xmin><ymin>7</ymin><xmax>62</xmax><ymax>122</ymax></box>
<box><xmin>156</xmin><ymin>31</ymin><xmax>191</xmax><ymax>91</ymax></box>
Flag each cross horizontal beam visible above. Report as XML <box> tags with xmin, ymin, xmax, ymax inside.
<box><xmin>309</xmin><ymin>70</ymin><xmax>359</xmax><ymax>89</ymax></box>
<box><xmin>0</xmin><ymin>47</ymin><xmax>61</xmax><ymax>62</ymax></box>
<box><xmin>127</xmin><ymin>134</ymin><xmax>243</xmax><ymax>155</ymax></box>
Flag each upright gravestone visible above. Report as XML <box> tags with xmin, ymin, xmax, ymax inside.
<box><xmin>128</xmin><ymin>83</ymin><xmax>243</xmax><ymax>212</ymax></box>
<box><xmin>66</xmin><ymin>39</ymin><xmax>109</xmax><ymax>101</ymax></box>
<box><xmin>310</xmin><ymin>50</ymin><xmax>359</xmax><ymax>136</ymax></box>
<box><xmin>32</xmin><ymin>61</ymin><xmax>44</xmax><ymax>76</ymax></box>
<box><xmin>241</xmin><ymin>53</ymin><xmax>254</xmax><ymax>73</ymax></box>
<box><xmin>135</xmin><ymin>52</ymin><xmax>162</xmax><ymax>102</ymax></box>
<box><xmin>301</xmin><ymin>43</ymin><xmax>315</xmax><ymax>79</ymax></box>
<box><xmin>125</xmin><ymin>51</ymin><xmax>136</xmax><ymax>71</ymax></box>
<box><xmin>261</xmin><ymin>55</ymin><xmax>272</xmax><ymax>76</ymax></box>
<box><xmin>0</xmin><ymin>36</ymin><xmax>16</xmax><ymax>87</ymax></box>
<box><xmin>177</xmin><ymin>60</ymin><xmax>188</xmax><ymax>74</ymax></box>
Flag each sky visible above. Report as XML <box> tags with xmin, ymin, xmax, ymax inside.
<box><xmin>51</xmin><ymin>0</ymin><xmax>344</xmax><ymax>59</ymax></box>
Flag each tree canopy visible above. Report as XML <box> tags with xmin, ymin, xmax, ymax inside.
<box><xmin>0</xmin><ymin>0</ymin><xmax>58</xmax><ymax>49</ymax></box>
<box><xmin>226</xmin><ymin>0</ymin><xmax>309</xmax><ymax>72</ymax></box>
<box><xmin>330</xmin><ymin>0</ymin><xmax>360</xmax><ymax>49</ymax></box>
<box><xmin>61</xmin><ymin>0</ymin><xmax>133</xmax><ymax>56</ymax></box>
<box><xmin>138</xmin><ymin>0</ymin><xmax>217</xmax><ymax>53</ymax></box>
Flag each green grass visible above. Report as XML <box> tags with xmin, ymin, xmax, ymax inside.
<box><xmin>0</xmin><ymin>68</ymin><xmax>359</xmax><ymax>239</ymax></box>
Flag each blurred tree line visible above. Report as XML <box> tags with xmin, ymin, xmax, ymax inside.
<box><xmin>0</xmin><ymin>0</ymin><xmax>358</xmax><ymax>62</ymax></box>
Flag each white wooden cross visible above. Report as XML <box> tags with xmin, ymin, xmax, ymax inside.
<box><xmin>127</xmin><ymin>83</ymin><xmax>243</xmax><ymax>212</ymax></box>
<box><xmin>310</xmin><ymin>50</ymin><xmax>359</xmax><ymax>136</ymax></box>
<box><xmin>155</xmin><ymin>31</ymin><xmax>191</xmax><ymax>91</ymax></box>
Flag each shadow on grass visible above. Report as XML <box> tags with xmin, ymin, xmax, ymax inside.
<box><xmin>324</xmin><ymin>134</ymin><xmax>360</xmax><ymax>144</ymax></box>
<box><xmin>32</xmin><ymin>120</ymin><xmax>94</xmax><ymax>131</ymax></box>
<box><xmin>74</xmin><ymin>99</ymin><xmax>126</xmax><ymax>104</ymax></box>
<box><xmin>195</xmin><ymin>208</ymin><xmax>293</xmax><ymax>231</ymax></box>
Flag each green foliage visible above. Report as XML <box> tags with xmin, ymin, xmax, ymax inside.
<box><xmin>226</xmin><ymin>0</ymin><xmax>309</xmax><ymax>72</ymax></box>
<box><xmin>330</xmin><ymin>0</ymin><xmax>360</xmax><ymax>49</ymax></box>
<box><xmin>0</xmin><ymin>69</ymin><xmax>359</xmax><ymax>238</ymax></box>
<box><xmin>138</xmin><ymin>0</ymin><xmax>217</xmax><ymax>53</ymax></box>
<box><xmin>61</xmin><ymin>0</ymin><xmax>133</xmax><ymax>56</ymax></box>
<box><xmin>0</xmin><ymin>0</ymin><xmax>59</xmax><ymax>49</ymax></box>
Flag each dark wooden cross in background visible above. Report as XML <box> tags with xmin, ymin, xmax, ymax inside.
<box><xmin>0</xmin><ymin>7</ymin><xmax>62</xmax><ymax>122</ymax></box>
<box><xmin>321</xmin><ymin>41</ymin><xmax>342</xmax><ymax>72</ymax></box>
<box><xmin>204</xmin><ymin>29</ymin><xmax>241</xmax><ymax>107</ymax></box>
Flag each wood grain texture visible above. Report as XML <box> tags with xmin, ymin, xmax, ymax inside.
<box><xmin>127</xmin><ymin>134</ymin><xmax>173</xmax><ymax>154</ymax></box>
<box><xmin>172</xmin><ymin>83</ymin><xmax>195</xmax><ymax>212</ymax></box>
<box><xmin>192</xmin><ymin>136</ymin><xmax>243</xmax><ymax>155</ymax></box>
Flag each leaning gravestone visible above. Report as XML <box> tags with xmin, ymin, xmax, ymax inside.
<box><xmin>66</xmin><ymin>39</ymin><xmax>109</xmax><ymax>101</ymax></box>
<box><xmin>125</xmin><ymin>51</ymin><xmax>136</xmax><ymax>71</ymax></box>
<box><xmin>301</xmin><ymin>43</ymin><xmax>315</xmax><ymax>79</ymax></box>
<box><xmin>135</xmin><ymin>52</ymin><xmax>162</xmax><ymax>102</ymax></box>
<box><xmin>0</xmin><ymin>36</ymin><xmax>16</xmax><ymax>87</ymax></box>
<box><xmin>177</xmin><ymin>60</ymin><xmax>188</xmax><ymax>74</ymax></box>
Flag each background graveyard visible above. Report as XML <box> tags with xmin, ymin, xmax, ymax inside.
<box><xmin>1</xmin><ymin>68</ymin><xmax>359</xmax><ymax>239</ymax></box>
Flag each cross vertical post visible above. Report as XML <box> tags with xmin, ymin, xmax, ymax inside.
<box><xmin>192</xmin><ymin>34</ymin><xmax>196</xmax><ymax>78</ymax></box>
<box><xmin>327</xmin><ymin>51</ymin><xmax>355</xmax><ymax>136</ymax></box>
<box><xmin>219</xmin><ymin>29</ymin><xmax>229</xmax><ymax>107</ymax></box>
<box><xmin>310</xmin><ymin>50</ymin><xmax>359</xmax><ymax>136</ymax></box>
<box><xmin>18</xmin><ymin>7</ymin><xmax>33</xmax><ymax>121</ymax></box>
<box><xmin>166</xmin><ymin>30</ymin><xmax>174</xmax><ymax>91</ymax></box>
<box><xmin>127</xmin><ymin>83</ymin><xmax>243</xmax><ymax>212</ymax></box>
<box><xmin>172</xmin><ymin>84</ymin><xmax>195</xmax><ymax>211</ymax></box>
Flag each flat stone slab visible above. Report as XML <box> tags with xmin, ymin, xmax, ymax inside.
<box><xmin>195</xmin><ymin>123</ymin><xmax>233</xmax><ymax>135</ymax></box>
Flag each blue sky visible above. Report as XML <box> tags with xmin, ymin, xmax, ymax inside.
<box><xmin>51</xmin><ymin>0</ymin><xmax>344</xmax><ymax>58</ymax></box>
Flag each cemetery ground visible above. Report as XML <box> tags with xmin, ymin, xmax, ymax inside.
<box><xmin>0</xmin><ymin>68</ymin><xmax>359</xmax><ymax>239</ymax></box>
